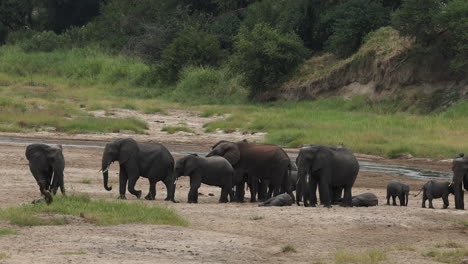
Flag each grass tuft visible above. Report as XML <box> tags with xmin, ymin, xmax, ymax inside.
<box><xmin>0</xmin><ymin>194</ymin><xmax>188</xmax><ymax>227</ymax></box>
<box><xmin>161</xmin><ymin>126</ymin><xmax>195</xmax><ymax>134</ymax></box>
<box><xmin>80</xmin><ymin>179</ymin><xmax>92</xmax><ymax>184</ymax></box>
<box><xmin>0</xmin><ymin>253</ymin><xmax>10</xmax><ymax>259</ymax></box>
<box><xmin>0</xmin><ymin>228</ymin><xmax>19</xmax><ymax>236</ymax></box>
<box><xmin>143</xmin><ymin>106</ymin><xmax>168</xmax><ymax>115</ymax></box>
<box><xmin>249</xmin><ymin>216</ymin><xmax>264</xmax><ymax>221</ymax></box>
<box><xmin>281</xmin><ymin>244</ymin><xmax>297</xmax><ymax>253</ymax></box>
<box><xmin>389</xmin><ymin>245</ymin><xmax>416</xmax><ymax>251</ymax></box>
<box><xmin>423</xmin><ymin>248</ymin><xmax>468</xmax><ymax>264</ymax></box>
<box><xmin>335</xmin><ymin>249</ymin><xmax>388</xmax><ymax>264</ymax></box>
<box><xmin>435</xmin><ymin>241</ymin><xmax>465</xmax><ymax>249</ymax></box>
<box><xmin>61</xmin><ymin>251</ymin><xmax>86</xmax><ymax>255</ymax></box>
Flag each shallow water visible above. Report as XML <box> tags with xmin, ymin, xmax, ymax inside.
<box><xmin>0</xmin><ymin>137</ymin><xmax>452</xmax><ymax>181</ymax></box>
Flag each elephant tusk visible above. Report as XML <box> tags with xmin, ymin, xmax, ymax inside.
<box><xmin>102</xmin><ymin>165</ymin><xmax>110</xmax><ymax>173</ymax></box>
<box><xmin>173</xmin><ymin>177</ymin><xmax>178</xmax><ymax>185</ymax></box>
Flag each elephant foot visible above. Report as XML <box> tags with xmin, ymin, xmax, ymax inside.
<box><xmin>32</xmin><ymin>198</ymin><xmax>44</xmax><ymax>204</ymax></box>
<box><xmin>171</xmin><ymin>199</ymin><xmax>179</xmax><ymax>203</ymax></box>
<box><xmin>134</xmin><ymin>191</ymin><xmax>142</xmax><ymax>199</ymax></box>
<box><xmin>324</xmin><ymin>204</ymin><xmax>332</xmax><ymax>208</ymax></box>
<box><xmin>43</xmin><ymin>192</ymin><xmax>53</xmax><ymax>204</ymax></box>
<box><xmin>145</xmin><ymin>193</ymin><xmax>155</xmax><ymax>200</ymax></box>
<box><xmin>188</xmin><ymin>200</ymin><xmax>197</xmax><ymax>204</ymax></box>
<box><xmin>164</xmin><ymin>197</ymin><xmax>171</xmax><ymax>201</ymax></box>
<box><xmin>118</xmin><ymin>195</ymin><xmax>127</xmax><ymax>200</ymax></box>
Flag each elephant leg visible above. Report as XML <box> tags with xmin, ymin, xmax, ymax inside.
<box><xmin>342</xmin><ymin>186</ymin><xmax>352</xmax><ymax>207</ymax></box>
<box><xmin>428</xmin><ymin>197</ymin><xmax>434</xmax><ymax>209</ymax></box>
<box><xmin>219</xmin><ymin>186</ymin><xmax>229</xmax><ymax>203</ymax></box>
<box><xmin>145</xmin><ymin>178</ymin><xmax>157</xmax><ymax>200</ymax></box>
<box><xmin>258</xmin><ymin>180</ymin><xmax>268</xmax><ymax>201</ymax></box>
<box><xmin>235</xmin><ymin>182</ymin><xmax>245</xmax><ymax>202</ymax></box>
<box><xmin>127</xmin><ymin>174</ymin><xmax>142</xmax><ymax>199</ymax></box>
<box><xmin>38</xmin><ymin>181</ymin><xmax>53</xmax><ymax>204</ymax></box>
<box><xmin>188</xmin><ymin>175</ymin><xmax>201</xmax><ymax>203</ymax></box>
<box><xmin>399</xmin><ymin>194</ymin><xmax>405</xmax><ymax>206</ymax></box>
<box><xmin>386</xmin><ymin>193</ymin><xmax>390</xmax><ymax>205</ymax></box>
<box><xmin>422</xmin><ymin>193</ymin><xmax>427</xmax><ymax>208</ymax></box>
<box><xmin>319</xmin><ymin>180</ymin><xmax>331</xmax><ymax>208</ymax></box>
<box><xmin>163</xmin><ymin>176</ymin><xmax>173</xmax><ymax>201</ymax></box>
<box><xmin>442</xmin><ymin>194</ymin><xmax>449</xmax><ymax>209</ymax></box>
<box><xmin>249</xmin><ymin>177</ymin><xmax>258</xmax><ymax>203</ymax></box>
<box><xmin>51</xmin><ymin>173</ymin><xmax>59</xmax><ymax>195</ymax></box>
<box><xmin>392</xmin><ymin>195</ymin><xmax>397</xmax><ymax>206</ymax></box>
<box><xmin>118</xmin><ymin>166</ymin><xmax>128</xmax><ymax>199</ymax></box>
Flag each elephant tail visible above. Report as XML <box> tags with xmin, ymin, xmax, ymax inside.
<box><xmin>414</xmin><ymin>187</ymin><xmax>423</xmax><ymax>197</ymax></box>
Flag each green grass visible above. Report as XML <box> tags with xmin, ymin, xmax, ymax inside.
<box><xmin>423</xmin><ymin>248</ymin><xmax>468</xmax><ymax>264</ymax></box>
<box><xmin>388</xmin><ymin>245</ymin><xmax>416</xmax><ymax>251</ymax></box>
<box><xmin>80</xmin><ymin>179</ymin><xmax>92</xmax><ymax>184</ymax></box>
<box><xmin>281</xmin><ymin>244</ymin><xmax>297</xmax><ymax>253</ymax></box>
<box><xmin>335</xmin><ymin>250</ymin><xmax>388</xmax><ymax>264</ymax></box>
<box><xmin>202</xmin><ymin>98</ymin><xmax>468</xmax><ymax>158</ymax></box>
<box><xmin>143</xmin><ymin>106</ymin><xmax>168</xmax><ymax>115</ymax></box>
<box><xmin>0</xmin><ymin>253</ymin><xmax>10</xmax><ymax>260</ymax></box>
<box><xmin>0</xmin><ymin>194</ymin><xmax>188</xmax><ymax>227</ymax></box>
<box><xmin>121</xmin><ymin>103</ymin><xmax>138</xmax><ymax>110</ymax></box>
<box><xmin>161</xmin><ymin>126</ymin><xmax>195</xmax><ymax>134</ymax></box>
<box><xmin>449</xmin><ymin>218</ymin><xmax>468</xmax><ymax>227</ymax></box>
<box><xmin>61</xmin><ymin>251</ymin><xmax>86</xmax><ymax>255</ymax></box>
<box><xmin>0</xmin><ymin>228</ymin><xmax>19</xmax><ymax>236</ymax></box>
<box><xmin>435</xmin><ymin>241</ymin><xmax>465</xmax><ymax>249</ymax></box>
<box><xmin>249</xmin><ymin>216</ymin><xmax>264</xmax><ymax>221</ymax></box>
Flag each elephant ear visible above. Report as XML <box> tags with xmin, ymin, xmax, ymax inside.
<box><xmin>46</xmin><ymin>146</ymin><xmax>62</xmax><ymax>163</ymax></box>
<box><xmin>310</xmin><ymin>146</ymin><xmax>332</xmax><ymax>172</ymax></box>
<box><xmin>223</xmin><ymin>143</ymin><xmax>240</xmax><ymax>166</ymax></box>
<box><xmin>118</xmin><ymin>138</ymin><xmax>139</xmax><ymax>164</ymax></box>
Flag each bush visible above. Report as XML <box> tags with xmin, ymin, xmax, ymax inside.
<box><xmin>159</xmin><ymin>28</ymin><xmax>224</xmax><ymax>82</ymax></box>
<box><xmin>167</xmin><ymin>66</ymin><xmax>247</xmax><ymax>105</ymax></box>
<box><xmin>324</xmin><ymin>0</ymin><xmax>391</xmax><ymax>58</ymax></box>
<box><xmin>20</xmin><ymin>31</ymin><xmax>70</xmax><ymax>52</ymax></box>
<box><xmin>229</xmin><ymin>23</ymin><xmax>308</xmax><ymax>97</ymax></box>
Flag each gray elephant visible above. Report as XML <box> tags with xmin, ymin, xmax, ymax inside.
<box><xmin>296</xmin><ymin>145</ymin><xmax>359</xmax><ymax>207</ymax></box>
<box><xmin>206</xmin><ymin>141</ymin><xmax>292</xmax><ymax>203</ymax></box>
<box><xmin>386</xmin><ymin>180</ymin><xmax>409</xmax><ymax>206</ymax></box>
<box><xmin>352</xmin><ymin>192</ymin><xmax>378</xmax><ymax>207</ymax></box>
<box><xmin>452</xmin><ymin>153</ymin><xmax>467</xmax><ymax>210</ymax></box>
<box><xmin>174</xmin><ymin>154</ymin><xmax>234</xmax><ymax>203</ymax></box>
<box><xmin>101</xmin><ymin>138</ymin><xmax>175</xmax><ymax>201</ymax></box>
<box><xmin>258</xmin><ymin>193</ymin><xmax>293</xmax><ymax>207</ymax></box>
<box><xmin>414</xmin><ymin>180</ymin><xmax>454</xmax><ymax>209</ymax></box>
<box><xmin>25</xmin><ymin>144</ymin><xmax>65</xmax><ymax>204</ymax></box>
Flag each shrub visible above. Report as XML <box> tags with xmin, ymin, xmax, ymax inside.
<box><xmin>167</xmin><ymin>66</ymin><xmax>247</xmax><ymax>105</ymax></box>
<box><xmin>159</xmin><ymin>28</ymin><xmax>224</xmax><ymax>82</ymax></box>
<box><xmin>20</xmin><ymin>31</ymin><xmax>70</xmax><ymax>52</ymax></box>
<box><xmin>229</xmin><ymin>23</ymin><xmax>308</xmax><ymax>97</ymax></box>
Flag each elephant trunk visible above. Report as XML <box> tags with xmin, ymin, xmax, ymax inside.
<box><xmin>101</xmin><ymin>158</ymin><xmax>112</xmax><ymax>191</ymax></box>
<box><xmin>297</xmin><ymin>161</ymin><xmax>308</xmax><ymax>206</ymax></box>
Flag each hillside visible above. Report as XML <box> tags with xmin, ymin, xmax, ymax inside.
<box><xmin>279</xmin><ymin>27</ymin><xmax>468</xmax><ymax>113</ymax></box>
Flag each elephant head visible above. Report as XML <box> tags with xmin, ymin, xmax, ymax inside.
<box><xmin>206</xmin><ymin>141</ymin><xmax>240</xmax><ymax>166</ymax></box>
<box><xmin>174</xmin><ymin>154</ymin><xmax>198</xmax><ymax>180</ymax></box>
<box><xmin>452</xmin><ymin>156</ymin><xmax>468</xmax><ymax>210</ymax></box>
<box><xmin>101</xmin><ymin>138</ymin><xmax>139</xmax><ymax>192</ymax></box>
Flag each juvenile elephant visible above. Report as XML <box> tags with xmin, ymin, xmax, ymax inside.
<box><xmin>101</xmin><ymin>138</ymin><xmax>175</xmax><ymax>201</ymax></box>
<box><xmin>296</xmin><ymin>145</ymin><xmax>359</xmax><ymax>207</ymax></box>
<box><xmin>258</xmin><ymin>193</ymin><xmax>293</xmax><ymax>207</ymax></box>
<box><xmin>352</xmin><ymin>192</ymin><xmax>378</xmax><ymax>207</ymax></box>
<box><xmin>386</xmin><ymin>180</ymin><xmax>409</xmax><ymax>206</ymax></box>
<box><xmin>206</xmin><ymin>141</ymin><xmax>292</xmax><ymax>203</ymax></box>
<box><xmin>174</xmin><ymin>154</ymin><xmax>234</xmax><ymax>203</ymax></box>
<box><xmin>452</xmin><ymin>153</ymin><xmax>468</xmax><ymax>210</ymax></box>
<box><xmin>25</xmin><ymin>144</ymin><xmax>65</xmax><ymax>204</ymax></box>
<box><xmin>415</xmin><ymin>180</ymin><xmax>454</xmax><ymax>209</ymax></box>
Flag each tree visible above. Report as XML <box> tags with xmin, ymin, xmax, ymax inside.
<box><xmin>323</xmin><ymin>0</ymin><xmax>391</xmax><ymax>58</ymax></box>
<box><xmin>229</xmin><ymin>24</ymin><xmax>308</xmax><ymax>97</ymax></box>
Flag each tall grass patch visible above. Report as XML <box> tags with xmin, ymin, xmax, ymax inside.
<box><xmin>0</xmin><ymin>228</ymin><xmax>19</xmax><ymax>236</ymax></box>
<box><xmin>202</xmin><ymin>98</ymin><xmax>468</xmax><ymax>158</ymax></box>
<box><xmin>0</xmin><ymin>194</ymin><xmax>188</xmax><ymax>227</ymax></box>
<box><xmin>423</xmin><ymin>248</ymin><xmax>468</xmax><ymax>264</ymax></box>
<box><xmin>335</xmin><ymin>249</ymin><xmax>388</xmax><ymax>264</ymax></box>
<box><xmin>166</xmin><ymin>66</ymin><xmax>248</xmax><ymax>105</ymax></box>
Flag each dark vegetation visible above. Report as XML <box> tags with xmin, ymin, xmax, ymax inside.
<box><xmin>1</xmin><ymin>0</ymin><xmax>465</xmax><ymax>101</ymax></box>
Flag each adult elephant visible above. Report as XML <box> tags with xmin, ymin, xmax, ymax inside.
<box><xmin>101</xmin><ymin>138</ymin><xmax>175</xmax><ymax>201</ymax></box>
<box><xmin>296</xmin><ymin>145</ymin><xmax>359</xmax><ymax>207</ymax></box>
<box><xmin>25</xmin><ymin>144</ymin><xmax>65</xmax><ymax>204</ymax></box>
<box><xmin>174</xmin><ymin>154</ymin><xmax>234</xmax><ymax>203</ymax></box>
<box><xmin>452</xmin><ymin>153</ymin><xmax>468</xmax><ymax>210</ymax></box>
<box><xmin>206</xmin><ymin>140</ymin><xmax>292</xmax><ymax>202</ymax></box>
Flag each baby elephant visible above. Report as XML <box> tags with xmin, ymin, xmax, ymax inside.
<box><xmin>414</xmin><ymin>180</ymin><xmax>454</xmax><ymax>209</ymax></box>
<box><xmin>386</xmin><ymin>180</ymin><xmax>409</xmax><ymax>206</ymax></box>
<box><xmin>258</xmin><ymin>193</ymin><xmax>293</xmax><ymax>207</ymax></box>
<box><xmin>352</xmin><ymin>192</ymin><xmax>378</xmax><ymax>207</ymax></box>
<box><xmin>174</xmin><ymin>154</ymin><xmax>234</xmax><ymax>203</ymax></box>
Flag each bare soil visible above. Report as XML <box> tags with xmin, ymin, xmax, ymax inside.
<box><xmin>0</xmin><ymin>109</ymin><xmax>467</xmax><ymax>264</ymax></box>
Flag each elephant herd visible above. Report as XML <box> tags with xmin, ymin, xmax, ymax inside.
<box><xmin>25</xmin><ymin>139</ymin><xmax>468</xmax><ymax>210</ymax></box>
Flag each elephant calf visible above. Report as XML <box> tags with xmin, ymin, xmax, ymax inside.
<box><xmin>415</xmin><ymin>180</ymin><xmax>454</xmax><ymax>209</ymax></box>
<box><xmin>174</xmin><ymin>154</ymin><xmax>234</xmax><ymax>203</ymax></box>
<box><xmin>352</xmin><ymin>192</ymin><xmax>378</xmax><ymax>207</ymax></box>
<box><xmin>258</xmin><ymin>193</ymin><xmax>293</xmax><ymax>207</ymax></box>
<box><xmin>386</xmin><ymin>180</ymin><xmax>409</xmax><ymax>206</ymax></box>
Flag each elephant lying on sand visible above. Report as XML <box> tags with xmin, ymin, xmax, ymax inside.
<box><xmin>352</xmin><ymin>192</ymin><xmax>378</xmax><ymax>207</ymax></box>
<box><xmin>26</xmin><ymin>143</ymin><xmax>65</xmax><ymax>204</ymax></box>
<box><xmin>258</xmin><ymin>193</ymin><xmax>293</xmax><ymax>207</ymax></box>
<box><xmin>386</xmin><ymin>180</ymin><xmax>409</xmax><ymax>206</ymax></box>
<box><xmin>414</xmin><ymin>180</ymin><xmax>454</xmax><ymax>209</ymax></box>
<box><xmin>174</xmin><ymin>154</ymin><xmax>234</xmax><ymax>203</ymax></box>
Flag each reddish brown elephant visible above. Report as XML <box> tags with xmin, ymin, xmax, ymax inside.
<box><xmin>206</xmin><ymin>141</ymin><xmax>292</xmax><ymax>202</ymax></box>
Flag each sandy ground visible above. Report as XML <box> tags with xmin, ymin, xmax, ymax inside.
<box><xmin>0</xmin><ymin>109</ymin><xmax>467</xmax><ymax>264</ymax></box>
